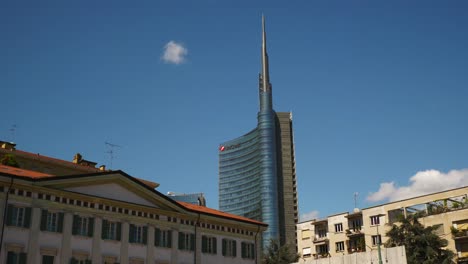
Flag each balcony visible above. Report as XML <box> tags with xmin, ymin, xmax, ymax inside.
<box><xmin>452</xmin><ymin>227</ymin><xmax>468</xmax><ymax>241</ymax></box>
<box><xmin>346</xmin><ymin>228</ymin><xmax>364</xmax><ymax>237</ymax></box>
<box><xmin>313</xmin><ymin>236</ymin><xmax>329</xmax><ymax>244</ymax></box>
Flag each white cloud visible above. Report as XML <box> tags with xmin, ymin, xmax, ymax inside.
<box><xmin>300</xmin><ymin>210</ymin><xmax>320</xmax><ymax>222</ymax></box>
<box><xmin>162</xmin><ymin>41</ymin><xmax>187</xmax><ymax>64</ymax></box>
<box><xmin>367</xmin><ymin>169</ymin><xmax>468</xmax><ymax>203</ymax></box>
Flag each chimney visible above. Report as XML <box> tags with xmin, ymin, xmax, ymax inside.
<box><xmin>72</xmin><ymin>153</ymin><xmax>97</xmax><ymax>168</ymax></box>
<box><xmin>99</xmin><ymin>165</ymin><xmax>106</xmax><ymax>171</ymax></box>
<box><xmin>73</xmin><ymin>153</ymin><xmax>83</xmax><ymax>164</ymax></box>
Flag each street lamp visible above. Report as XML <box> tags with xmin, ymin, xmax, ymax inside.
<box><xmin>375</xmin><ymin>214</ymin><xmax>385</xmax><ymax>264</ymax></box>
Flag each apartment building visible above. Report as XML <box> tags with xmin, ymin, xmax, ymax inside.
<box><xmin>297</xmin><ymin>186</ymin><xmax>468</xmax><ymax>264</ymax></box>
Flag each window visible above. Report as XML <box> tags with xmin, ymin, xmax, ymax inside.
<box><xmin>6</xmin><ymin>205</ymin><xmax>31</xmax><ymax>228</ymax></box>
<box><xmin>370</xmin><ymin>215</ymin><xmax>380</xmax><ymax>226</ymax></box>
<box><xmin>42</xmin><ymin>255</ymin><xmax>54</xmax><ymax>264</ymax></box>
<box><xmin>155</xmin><ymin>228</ymin><xmax>172</xmax><ymax>248</ymax></box>
<box><xmin>335</xmin><ymin>241</ymin><xmax>345</xmax><ymax>252</ymax></box>
<box><xmin>40</xmin><ymin>210</ymin><xmax>64</xmax><ymax>233</ymax></box>
<box><xmin>202</xmin><ymin>236</ymin><xmax>217</xmax><ymax>254</ymax></box>
<box><xmin>129</xmin><ymin>224</ymin><xmax>147</xmax><ymax>244</ymax></box>
<box><xmin>302</xmin><ymin>247</ymin><xmax>311</xmax><ymax>258</ymax></box>
<box><xmin>222</xmin><ymin>239</ymin><xmax>237</xmax><ymax>257</ymax></box>
<box><xmin>334</xmin><ymin>223</ymin><xmax>343</xmax><ymax>233</ymax></box>
<box><xmin>6</xmin><ymin>251</ymin><xmax>27</xmax><ymax>264</ymax></box>
<box><xmin>72</xmin><ymin>215</ymin><xmax>94</xmax><ymax>237</ymax></box>
<box><xmin>317</xmin><ymin>229</ymin><xmax>327</xmax><ymax>238</ymax></box>
<box><xmin>178</xmin><ymin>232</ymin><xmax>195</xmax><ymax>251</ymax></box>
<box><xmin>301</xmin><ymin>229</ymin><xmax>311</xmax><ymax>240</ymax></box>
<box><xmin>241</xmin><ymin>242</ymin><xmax>255</xmax><ymax>259</ymax></box>
<box><xmin>349</xmin><ymin>218</ymin><xmax>362</xmax><ymax>230</ymax></box>
<box><xmin>316</xmin><ymin>244</ymin><xmax>328</xmax><ymax>254</ymax></box>
<box><xmin>101</xmin><ymin>220</ymin><xmax>121</xmax><ymax>241</ymax></box>
<box><xmin>372</xmin><ymin>235</ymin><xmax>381</xmax><ymax>246</ymax></box>
<box><xmin>388</xmin><ymin>209</ymin><xmax>404</xmax><ymax>224</ymax></box>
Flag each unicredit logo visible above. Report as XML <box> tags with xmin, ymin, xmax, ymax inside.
<box><xmin>219</xmin><ymin>144</ymin><xmax>241</xmax><ymax>152</ymax></box>
<box><xmin>219</xmin><ymin>146</ymin><xmax>226</xmax><ymax>151</ymax></box>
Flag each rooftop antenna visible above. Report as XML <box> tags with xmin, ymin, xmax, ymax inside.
<box><xmin>9</xmin><ymin>124</ymin><xmax>17</xmax><ymax>142</ymax></box>
<box><xmin>354</xmin><ymin>192</ymin><xmax>359</xmax><ymax>209</ymax></box>
<box><xmin>105</xmin><ymin>141</ymin><xmax>121</xmax><ymax>169</ymax></box>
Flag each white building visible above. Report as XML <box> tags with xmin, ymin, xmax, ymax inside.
<box><xmin>0</xmin><ymin>165</ymin><xmax>266</xmax><ymax>264</ymax></box>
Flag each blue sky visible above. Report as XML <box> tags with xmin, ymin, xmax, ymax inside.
<box><xmin>2</xmin><ymin>1</ymin><xmax>468</xmax><ymax>220</ymax></box>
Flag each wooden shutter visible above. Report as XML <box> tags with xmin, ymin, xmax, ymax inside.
<box><xmin>72</xmin><ymin>215</ymin><xmax>79</xmax><ymax>235</ymax></box>
<box><xmin>233</xmin><ymin>240</ymin><xmax>237</xmax><ymax>257</ymax></box>
<box><xmin>190</xmin><ymin>233</ymin><xmax>195</xmax><ymax>251</ymax></box>
<box><xmin>143</xmin><ymin>226</ymin><xmax>148</xmax><ymax>245</ymax></box>
<box><xmin>70</xmin><ymin>257</ymin><xmax>78</xmax><ymax>264</ymax></box>
<box><xmin>116</xmin><ymin>222</ymin><xmax>122</xmax><ymax>241</ymax></box>
<box><xmin>24</xmin><ymin>207</ymin><xmax>32</xmax><ymax>228</ymax></box>
<box><xmin>155</xmin><ymin>228</ymin><xmax>161</xmax><ymax>246</ymax></box>
<box><xmin>178</xmin><ymin>232</ymin><xmax>184</xmax><ymax>250</ymax></box>
<box><xmin>201</xmin><ymin>236</ymin><xmax>207</xmax><ymax>253</ymax></box>
<box><xmin>19</xmin><ymin>252</ymin><xmax>27</xmax><ymax>264</ymax></box>
<box><xmin>88</xmin><ymin>217</ymin><xmax>94</xmax><ymax>237</ymax></box>
<box><xmin>167</xmin><ymin>230</ymin><xmax>172</xmax><ymax>248</ymax></box>
<box><xmin>40</xmin><ymin>209</ymin><xmax>48</xmax><ymax>231</ymax></box>
<box><xmin>6</xmin><ymin>204</ymin><xmax>14</xmax><ymax>226</ymax></box>
<box><xmin>250</xmin><ymin>243</ymin><xmax>255</xmax><ymax>259</ymax></box>
<box><xmin>241</xmin><ymin>242</ymin><xmax>246</xmax><ymax>258</ymax></box>
<box><xmin>222</xmin><ymin>239</ymin><xmax>227</xmax><ymax>256</ymax></box>
<box><xmin>213</xmin><ymin>237</ymin><xmax>217</xmax><ymax>254</ymax></box>
<box><xmin>129</xmin><ymin>224</ymin><xmax>135</xmax><ymax>243</ymax></box>
<box><xmin>101</xmin><ymin>220</ymin><xmax>108</xmax><ymax>239</ymax></box>
<box><xmin>57</xmin><ymin>212</ymin><xmax>64</xmax><ymax>233</ymax></box>
<box><xmin>85</xmin><ymin>260</ymin><xmax>92</xmax><ymax>264</ymax></box>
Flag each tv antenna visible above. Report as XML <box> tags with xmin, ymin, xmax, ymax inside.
<box><xmin>105</xmin><ymin>141</ymin><xmax>122</xmax><ymax>169</ymax></box>
<box><xmin>9</xmin><ymin>124</ymin><xmax>17</xmax><ymax>142</ymax></box>
<box><xmin>354</xmin><ymin>192</ymin><xmax>359</xmax><ymax>209</ymax></box>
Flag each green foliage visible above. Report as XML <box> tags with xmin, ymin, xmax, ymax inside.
<box><xmin>385</xmin><ymin>213</ymin><xmax>455</xmax><ymax>264</ymax></box>
<box><xmin>0</xmin><ymin>154</ymin><xmax>20</xmax><ymax>168</ymax></box>
<box><xmin>262</xmin><ymin>239</ymin><xmax>299</xmax><ymax>264</ymax></box>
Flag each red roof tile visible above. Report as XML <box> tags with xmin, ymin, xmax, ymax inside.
<box><xmin>177</xmin><ymin>201</ymin><xmax>267</xmax><ymax>226</ymax></box>
<box><xmin>0</xmin><ymin>164</ymin><xmax>53</xmax><ymax>179</ymax></box>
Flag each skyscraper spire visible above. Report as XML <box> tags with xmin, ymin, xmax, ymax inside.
<box><xmin>261</xmin><ymin>15</ymin><xmax>271</xmax><ymax>92</ymax></box>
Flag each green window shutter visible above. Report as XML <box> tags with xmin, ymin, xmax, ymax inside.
<box><xmin>70</xmin><ymin>257</ymin><xmax>78</xmax><ymax>264</ymax></box>
<box><xmin>213</xmin><ymin>237</ymin><xmax>217</xmax><ymax>254</ymax></box>
<box><xmin>85</xmin><ymin>260</ymin><xmax>92</xmax><ymax>264</ymax></box>
<box><xmin>88</xmin><ymin>217</ymin><xmax>94</xmax><ymax>237</ymax></box>
<box><xmin>201</xmin><ymin>236</ymin><xmax>207</xmax><ymax>253</ymax></box>
<box><xmin>101</xmin><ymin>220</ymin><xmax>108</xmax><ymax>239</ymax></box>
<box><xmin>241</xmin><ymin>242</ymin><xmax>245</xmax><ymax>258</ymax></box>
<box><xmin>233</xmin><ymin>240</ymin><xmax>237</xmax><ymax>257</ymax></box>
<box><xmin>129</xmin><ymin>224</ymin><xmax>135</xmax><ymax>243</ymax></box>
<box><xmin>24</xmin><ymin>207</ymin><xmax>32</xmax><ymax>228</ymax></box>
<box><xmin>190</xmin><ymin>233</ymin><xmax>195</xmax><ymax>251</ymax></box>
<box><xmin>143</xmin><ymin>226</ymin><xmax>148</xmax><ymax>245</ymax></box>
<box><xmin>178</xmin><ymin>232</ymin><xmax>184</xmax><ymax>250</ymax></box>
<box><xmin>7</xmin><ymin>251</ymin><xmax>16</xmax><ymax>263</ymax></box>
<box><xmin>19</xmin><ymin>252</ymin><xmax>27</xmax><ymax>264</ymax></box>
<box><xmin>167</xmin><ymin>230</ymin><xmax>172</xmax><ymax>248</ymax></box>
<box><xmin>57</xmin><ymin>212</ymin><xmax>64</xmax><ymax>233</ymax></box>
<box><xmin>250</xmin><ymin>243</ymin><xmax>255</xmax><ymax>259</ymax></box>
<box><xmin>72</xmin><ymin>215</ymin><xmax>79</xmax><ymax>235</ymax></box>
<box><xmin>155</xmin><ymin>228</ymin><xmax>161</xmax><ymax>246</ymax></box>
<box><xmin>116</xmin><ymin>222</ymin><xmax>122</xmax><ymax>241</ymax></box>
<box><xmin>6</xmin><ymin>204</ymin><xmax>14</xmax><ymax>226</ymax></box>
<box><xmin>222</xmin><ymin>239</ymin><xmax>227</xmax><ymax>256</ymax></box>
<box><xmin>40</xmin><ymin>209</ymin><xmax>48</xmax><ymax>231</ymax></box>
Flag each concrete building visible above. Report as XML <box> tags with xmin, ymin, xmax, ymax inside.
<box><xmin>0</xmin><ymin>147</ymin><xmax>267</xmax><ymax>264</ymax></box>
<box><xmin>297</xmin><ymin>186</ymin><xmax>468</xmax><ymax>264</ymax></box>
<box><xmin>218</xmin><ymin>16</ymin><xmax>298</xmax><ymax>248</ymax></box>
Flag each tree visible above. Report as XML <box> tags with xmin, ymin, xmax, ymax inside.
<box><xmin>385</xmin><ymin>213</ymin><xmax>455</xmax><ymax>264</ymax></box>
<box><xmin>262</xmin><ymin>239</ymin><xmax>299</xmax><ymax>264</ymax></box>
<box><xmin>0</xmin><ymin>154</ymin><xmax>20</xmax><ymax>168</ymax></box>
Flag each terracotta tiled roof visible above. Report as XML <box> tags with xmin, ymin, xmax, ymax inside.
<box><xmin>0</xmin><ymin>164</ymin><xmax>53</xmax><ymax>179</ymax></box>
<box><xmin>177</xmin><ymin>201</ymin><xmax>267</xmax><ymax>226</ymax></box>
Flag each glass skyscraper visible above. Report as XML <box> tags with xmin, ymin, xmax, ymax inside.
<box><xmin>219</xmin><ymin>17</ymin><xmax>298</xmax><ymax>248</ymax></box>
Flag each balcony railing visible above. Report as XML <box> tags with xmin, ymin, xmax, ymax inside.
<box><xmin>345</xmin><ymin>228</ymin><xmax>364</xmax><ymax>237</ymax></box>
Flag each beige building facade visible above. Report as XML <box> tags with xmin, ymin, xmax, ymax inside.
<box><xmin>0</xmin><ymin>165</ymin><xmax>266</xmax><ymax>264</ymax></box>
<box><xmin>297</xmin><ymin>186</ymin><xmax>468</xmax><ymax>264</ymax></box>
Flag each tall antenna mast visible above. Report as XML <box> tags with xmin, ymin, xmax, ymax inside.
<box><xmin>9</xmin><ymin>124</ymin><xmax>17</xmax><ymax>142</ymax></box>
<box><xmin>105</xmin><ymin>141</ymin><xmax>121</xmax><ymax>169</ymax></box>
<box><xmin>354</xmin><ymin>192</ymin><xmax>359</xmax><ymax>209</ymax></box>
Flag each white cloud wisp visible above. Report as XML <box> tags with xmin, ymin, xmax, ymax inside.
<box><xmin>367</xmin><ymin>169</ymin><xmax>468</xmax><ymax>203</ymax></box>
<box><xmin>300</xmin><ymin>210</ymin><xmax>320</xmax><ymax>222</ymax></box>
<box><xmin>162</xmin><ymin>41</ymin><xmax>187</xmax><ymax>64</ymax></box>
